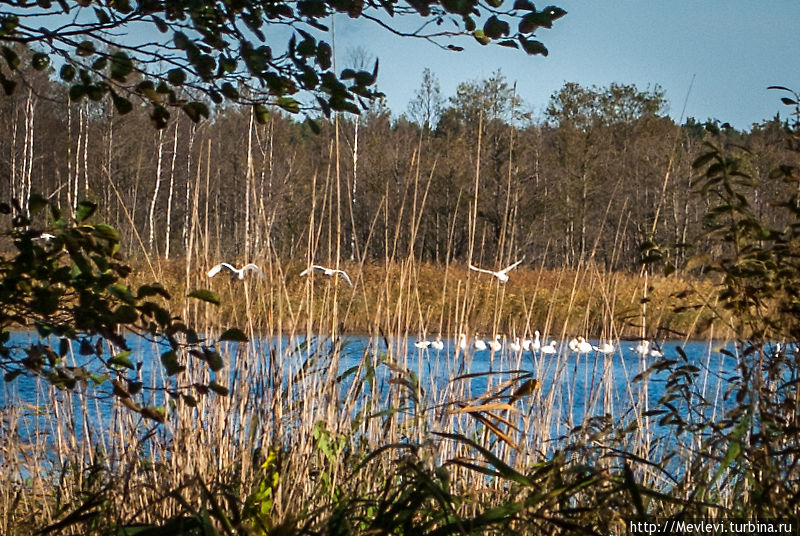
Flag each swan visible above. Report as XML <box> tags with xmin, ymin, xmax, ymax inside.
<box><xmin>488</xmin><ymin>334</ymin><xmax>502</xmax><ymax>352</ymax></box>
<box><xmin>510</xmin><ymin>337</ymin><xmax>522</xmax><ymax>353</ymax></box>
<box><xmin>532</xmin><ymin>330</ymin><xmax>541</xmax><ymax>352</ymax></box>
<box><xmin>414</xmin><ymin>339</ymin><xmax>430</xmax><ymax>349</ymax></box>
<box><xmin>594</xmin><ymin>341</ymin><xmax>615</xmax><ymax>354</ymax></box>
<box><xmin>473</xmin><ymin>335</ymin><xmax>487</xmax><ymax>351</ymax></box>
<box><xmin>576</xmin><ymin>336</ymin><xmax>593</xmax><ymax>354</ymax></box>
<box><xmin>431</xmin><ymin>337</ymin><xmax>444</xmax><ymax>351</ymax></box>
<box><xmin>468</xmin><ymin>258</ymin><xmax>524</xmax><ymax>283</ymax></box>
<box><xmin>568</xmin><ymin>337</ymin><xmax>579</xmax><ymax>352</ymax></box>
<box><xmin>541</xmin><ymin>340</ymin><xmax>557</xmax><ymax>354</ymax></box>
<box><xmin>300</xmin><ymin>265</ymin><xmax>353</xmax><ymax>286</ymax></box>
<box><xmin>649</xmin><ymin>345</ymin><xmax>663</xmax><ymax>358</ymax></box>
<box><xmin>458</xmin><ymin>333</ymin><xmax>468</xmax><ymax>351</ymax></box>
<box><xmin>208</xmin><ymin>262</ymin><xmax>264</xmax><ymax>280</ymax></box>
<box><xmin>633</xmin><ymin>340</ymin><xmax>650</xmax><ymax>355</ymax></box>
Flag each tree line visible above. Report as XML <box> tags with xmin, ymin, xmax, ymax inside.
<box><xmin>1</xmin><ymin>61</ymin><xmax>796</xmax><ymax>272</ymax></box>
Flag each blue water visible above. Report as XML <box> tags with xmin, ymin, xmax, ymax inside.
<box><xmin>1</xmin><ymin>331</ymin><xmax>747</xmax><ymax>443</ymax></box>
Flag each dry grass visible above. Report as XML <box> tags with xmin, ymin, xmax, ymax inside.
<box><xmin>0</xmin><ymin>242</ymin><xmax>734</xmax><ymax>534</ymax></box>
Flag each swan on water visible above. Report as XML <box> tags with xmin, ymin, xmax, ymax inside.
<box><xmin>576</xmin><ymin>336</ymin><xmax>593</xmax><ymax>354</ymax></box>
<box><xmin>541</xmin><ymin>340</ymin><xmax>557</xmax><ymax>354</ymax></box>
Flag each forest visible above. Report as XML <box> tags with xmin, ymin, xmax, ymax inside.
<box><xmin>2</xmin><ymin>59</ymin><xmax>796</xmax><ymax>273</ymax></box>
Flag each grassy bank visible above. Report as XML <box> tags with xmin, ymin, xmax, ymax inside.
<box><xmin>141</xmin><ymin>256</ymin><xmax>722</xmax><ymax>342</ymax></box>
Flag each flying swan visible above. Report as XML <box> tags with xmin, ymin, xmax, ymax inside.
<box><xmin>208</xmin><ymin>263</ymin><xmax>264</xmax><ymax>280</ymax></box>
<box><xmin>300</xmin><ymin>265</ymin><xmax>353</xmax><ymax>286</ymax></box>
<box><xmin>468</xmin><ymin>259</ymin><xmax>524</xmax><ymax>283</ymax></box>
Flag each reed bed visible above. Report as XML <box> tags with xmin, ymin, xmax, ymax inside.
<box><xmin>1</xmin><ymin>242</ymin><xmax>741</xmax><ymax>534</ymax></box>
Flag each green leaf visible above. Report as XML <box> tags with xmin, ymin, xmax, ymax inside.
<box><xmin>160</xmin><ymin>350</ymin><xmax>185</xmax><ymax>376</ymax></box>
<box><xmin>31</xmin><ymin>53</ymin><xmax>50</xmax><ymax>71</ymax></box>
<box><xmin>276</xmin><ymin>97</ymin><xmax>300</xmax><ymax>113</ymax></box>
<box><xmin>221</xmin><ymin>82</ymin><xmax>239</xmax><ymax>100</ymax></box>
<box><xmin>167</xmin><ymin>68</ymin><xmax>186</xmax><ymax>86</ymax></box>
<box><xmin>110</xmin><ymin>350</ymin><xmax>135</xmax><ymax>370</ymax></box>
<box><xmin>472</xmin><ymin>30</ymin><xmax>491</xmax><ymax>46</ymax></box>
<box><xmin>110</xmin><ymin>51</ymin><xmax>134</xmax><ymax>81</ymax></box>
<box><xmin>0</xmin><ymin>72</ymin><xmax>16</xmax><ymax>96</ymax></box>
<box><xmin>305</xmin><ymin>117</ymin><xmax>320</xmax><ymax>134</ymax></box>
<box><xmin>182</xmin><ymin>101</ymin><xmax>210</xmax><ymax>123</ymax></box>
<box><xmin>187</xmin><ymin>289</ymin><xmax>220</xmax><ymax>305</ymax></box>
<box><xmin>69</xmin><ymin>84</ymin><xmax>86</xmax><ymax>102</ymax></box>
<box><xmin>254</xmin><ymin>104</ymin><xmax>269</xmax><ymax>124</ymax></box>
<box><xmin>60</xmin><ymin>64</ymin><xmax>76</xmax><ymax>82</ymax></box>
<box><xmin>2</xmin><ymin>46</ymin><xmax>20</xmax><ymax>70</ymax></box>
<box><xmin>519</xmin><ymin>37</ymin><xmax>548</xmax><ymax>56</ymax></box>
<box><xmin>76</xmin><ymin>41</ymin><xmax>96</xmax><ymax>57</ymax></box>
<box><xmin>112</xmin><ymin>92</ymin><xmax>133</xmax><ymax>115</ymax></box>
<box><xmin>140</xmin><ymin>406</ymin><xmax>166</xmax><ymax>422</ymax></box>
<box><xmin>93</xmin><ymin>223</ymin><xmax>120</xmax><ymax>242</ymax></box>
<box><xmin>483</xmin><ymin>16</ymin><xmax>509</xmax><ymax>39</ymax></box>
<box><xmin>4</xmin><ymin>370</ymin><xmax>22</xmax><ymax>382</ymax></box>
<box><xmin>219</xmin><ymin>328</ymin><xmax>248</xmax><ymax>342</ymax></box>
<box><xmin>208</xmin><ymin>381</ymin><xmax>229</xmax><ymax>396</ymax></box>
<box><xmin>75</xmin><ymin>200</ymin><xmax>97</xmax><ymax>222</ymax></box>
<box><xmin>28</xmin><ymin>194</ymin><xmax>47</xmax><ymax>215</ymax></box>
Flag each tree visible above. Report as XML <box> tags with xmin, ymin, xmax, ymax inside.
<box><xmin>0</xmin><ymin>0</ymin><xmax>565</xmax><ymax>127</ymax></box>
<box><xmin>407</xmin><ymin>67</ymin><xmax>444</xmax><ymax>131</ymax></box>
<box><xmin>543</xmin><ymin>82</ymin><xmax>668</xmax><ymax>265</ymax></box>
<box><xmin>0</xmin><ymin>195</ymin><xmax>239</xmax><ymax>422</ymax></box>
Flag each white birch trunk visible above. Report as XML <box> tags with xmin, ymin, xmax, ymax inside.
<box><xmin>148</xmin><ymin>129</ymin><xmax>165</xmax><ymax>252</ymax></box>
<box><xmin>245</xmin><ymin>109</ymin><xmax>254</xmax><ymax>260</ymax></box>
<box><xmin>165</xmin><ymin>122</ymin><xmax>179</xmax><ymax>259</ymax></box>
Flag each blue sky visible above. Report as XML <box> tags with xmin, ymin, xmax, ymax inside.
<box><xmin>335</xmin><ymin>1</ymin><xmax>800</xmax><ymax>129</ymax></box>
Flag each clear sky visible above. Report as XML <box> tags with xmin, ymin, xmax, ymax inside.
<box><xmin>334</xmin><ymin>1</ymin><xmax>800</xmax><ymax>129</ymax></box>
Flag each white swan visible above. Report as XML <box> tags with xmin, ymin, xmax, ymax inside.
<box><xmin>431</xmin><ymin>337</ymin><xmax>444</xmax><ymax>351</ymax></box>
<box><xmin>414</xmin><ymin>339</ymin><xmax>430</xmax><ymax>349</ymax></box>
<box><xmin>300</xmin><ymin>265</ymin><xmax>353</xmax><ymax>286</ymax></box>
<box><xmin>541</xmin><ymin>340</ymin><xmax>557</xmax><ymax>354</ymax></box>
<box><xmin>633</xmin><ymin>340</ymin><xmax>650</xmax><ymax>355</ymax></box>
<box><xmin>576</xmin><ymin>336</ymin><xmax>593</xmax><ymax>354</ymax></box>
<box><xmin>532</xmin><ymin>330</ymin><xmax>541</xmax><ymax>352</ymax></box>
<box><xmin>510</xmin><ymin>337</ymin><xmax>522</xmax><ymax>353</ymax></box>
<box><xmin>488</xmin><ymin>334</ymin><xmax>502</xmax><ymax>352</ymax></box>
<box><xmin>458</xmin><ymin>333</ymin><xmax>468</xmax><ymax>351</ymax></box>
<box><xmin>208</xmin><ymin>262</ymin><xmax>264</xmax><ymax>280</ymax></box>
<box><xmin>473</xmin><ymin>335</ymin><xmax>487</xmax><ymax>351</ymax></box>
<box><xmin>568</xmin><ymin>337</ymin><xmax>580</xmax><ymax>352</ymax></box>
<box><xmin>468</xmin><ymin>258</ymin><xmax>523</xmax><ymax>283</ymax></box>
<box><xmin>594</xmin><ymin>341</ymin><xmax>615</xmax><ymax>354</ymax></box>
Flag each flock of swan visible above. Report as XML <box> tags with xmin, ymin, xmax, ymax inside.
<box><xmin>413</xmin><ymin>331</ymin><xmax>664</xmax><ymax>358</ymax></box>
<box><xmin>206</xmin><ymin>259</ymin><xmax>525</xmax><ymax>287</ymax></box>
<box><xmin>206</xmin><ymin>260</ymin><xmax>664</xmax><ymax>358</ymax></box>
<box><xmin>207</xmin><ymin>262</ymin><xmax>353</xmax><ymax>286</ymax></box>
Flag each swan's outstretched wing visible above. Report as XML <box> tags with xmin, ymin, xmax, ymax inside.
<box><xmin>241</xmin><ymin>263</ymin><xmax>264</xmax><ymax>278</ymax></box>
<box><xmin>499</xmin><ymin>259</ymin><xmax>524</xmax><ymax>274</ymax></box>
<box><xmin>208</xmin><ymin>263</ymin><xmax>235</xmax><ymax>278</ymax></box>
<box><xmin>335</xmin><ymin>270</ymin><xmax>353</xmax><ymax>286</ymax></box>
<box><xmin>300</xmin><ymin>265</ymin><xmax>325</xmax><ymax>277</ymax></box>
<box><xmin>468</xmin><ymin>264</ymin><xmax>496</xmax><ymax>276</ymax></box>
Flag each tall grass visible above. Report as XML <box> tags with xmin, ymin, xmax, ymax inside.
<box><xmin>1</xmin><ymin>122</ymin><xmax>782</xmax><ymax>535</ymax></box>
